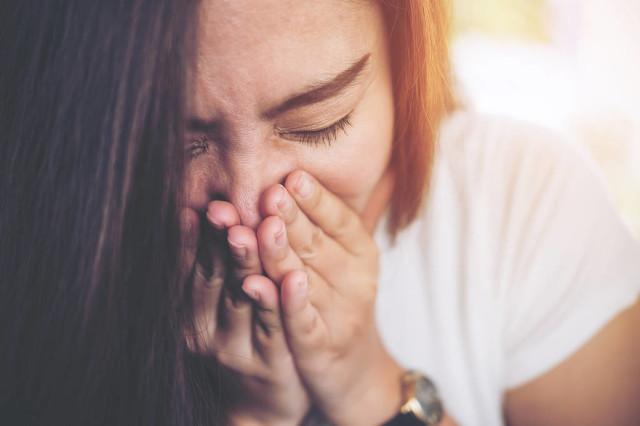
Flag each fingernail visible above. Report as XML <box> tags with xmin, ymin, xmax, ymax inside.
<box><xmin>276</xmin><ymin>185</ymin><xmax>289</xmax><ymax>212</ymax></box>
<box><xmin>242</xmin><ymin>283</ymin><xmax>260</xmax><ymax>302</ymax></box>
<box><xmin>228</xmin><ymin>237</ymin><xmax>247</xmax><ymax>259</ymax></box>
<box><xmin>206</xmin><ymin>212</ymin><xmax>225</xmax><ymax>229</ymax></box>
<box><xmin>295</xmin><ymin>173</ymin><xmax>313</xmax><ymax>199</ymax></box>
<box><xmin>274</xmin><ymin>221</ymin><xmax>286</xmax><ymax>247</ymax></box>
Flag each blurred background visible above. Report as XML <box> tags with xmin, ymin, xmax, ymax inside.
<box><xmin>452</xmin><ymin>0</ymin><xmax>640</xmax><ymax>238</ymax></box>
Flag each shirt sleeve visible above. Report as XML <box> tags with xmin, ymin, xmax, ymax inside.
<box><xmin>492</xmin><ymin>125</ymin><xmax>640</xmax><ymax>389</ymax></box>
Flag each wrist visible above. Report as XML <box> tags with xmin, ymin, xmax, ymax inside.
<box><xmin>328</xmin><ymin>338</ymin><xmax>405</xmax><ymax>425</ymax></box>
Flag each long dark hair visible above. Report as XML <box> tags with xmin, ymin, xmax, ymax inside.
<box><xmin>0</xmin><ymin>1</ymin><xmax>222</xmax><ymax>424</ymax></box>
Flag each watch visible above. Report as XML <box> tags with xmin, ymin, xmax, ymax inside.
<box><xmin>383</xmin><ymin>370</ymin><xmax>444</xmax><ymax>426</ymax></box>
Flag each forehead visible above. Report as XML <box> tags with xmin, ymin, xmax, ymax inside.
<box><xmin>194</xmin><ymin>0</ymin><xmax>382</xmax><ymax>116</ymax></box>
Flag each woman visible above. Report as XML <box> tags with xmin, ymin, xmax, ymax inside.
<box><xmin>182</xmin><ymin>1</ymin><xmax>640</xmax><ymax>425</ymax></box>
<box><xmin>1</xmin><ymin>2</ymin><xmax>639</xmax><ymax>426</ymax></box>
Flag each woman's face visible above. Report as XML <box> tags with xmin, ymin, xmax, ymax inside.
<box><xmin>185</xmin><ymin>0</ymin><xmax>394</xmax><ymax>229</ymax></box>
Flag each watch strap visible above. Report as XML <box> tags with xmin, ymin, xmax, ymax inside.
<box><xmin>383</xmin><ymin>411</ymin><xmax>428</xmax><ymax>426</ymax></box>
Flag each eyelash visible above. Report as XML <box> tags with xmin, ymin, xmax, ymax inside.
<box><xmin>186</xmin><ymin>113</ymin><xmax>352</xmax><ymax>158</ymax></box>
<box><xmin>186</xmin><ymin>135</ymin><xmax>210</xmax><ymax>159</ymax></box>
<box><xmin>279</xmin><ymin>113</ymin><xmax>352</xmax><ymax>147</ymax></box>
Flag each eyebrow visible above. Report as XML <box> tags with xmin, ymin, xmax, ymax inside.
<box><xmin>187</xmin><ymin>53</ymin><xmax>371</xmax><ymax>134</ymax></box>
<box><xmin>262</xmin><ymin>52</ymin><xmax>371</xmax><ymax>119</ymax></box>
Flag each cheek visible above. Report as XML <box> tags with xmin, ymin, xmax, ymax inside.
<box><xmin>304</xmin><ymin>111</ymin><xmax>393</xmax><ymax>214</ymax></box>
<box><xmin>305</xmin><ymin>77</ymin><xmax>394</xmax><ymax>213</ymax></box>
<box><xmin>184</xmin><ymin>160</ymin><xmax>223</xmax><ymax>210</ymax></box>
<box><xmin>184</xmin><ymin>168</ymin><xmax>211</xmax><ymax>209</ymax></box>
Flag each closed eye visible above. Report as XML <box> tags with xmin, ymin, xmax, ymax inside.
<box><xmin>278</xmin><ymin>112</ymin><xmax>352</xmax><ymax>147</ymax></box>
<box><xmin>186</xmin><ymin>112</ymin><xmax>353</xmax><ymax>158</ymax></box>
<box><xmin>186</xmin><ymin>135</ymin><xmax>211</xmax><ymax>159</ymax></box>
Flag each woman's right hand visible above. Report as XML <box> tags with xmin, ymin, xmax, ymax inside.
<box><xmin>180</xmin><ymin>204</ymin><xmax>310</xmax><ymax>426</ymax></box>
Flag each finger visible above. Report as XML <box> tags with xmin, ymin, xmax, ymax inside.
<box><xmin>242</xmin><ymin>275</ymin><xmax>290</xmax><ymax>362</ymax></box>
<box><xmin>190</xmin><ymin>217</ymin><xmax>230</xmax><ymax>354</ymax></box>
<box><xmin>188</xmin><ymin>245</ymin><xmax>225</xmax><ymax>354</ymax></box>
<box><xmin>284</xmin><ymin>171</ymin><xmax>371</xmax><ymax>256</ymax></box>
<box><xmin>227</xmin><ymin>225</ymin><xmax>263</xmax><ymax>280</ymax></box>
<box><xmin>256</xmin><ymin>216</ymin><xmax>333</xmax><ymax>308</ymax></box>
<box><xmin>212</xmin><ymin>220</ymin><xmax>254</xmax><ymax>352</ymax></box>
<box><xmin>280</xmin><ymin>270</ymin><xmax>327</xmax><ymax>358</ymax></box>
<box><xmin>179</xmin><ymin>208</ymin><xmax>200</xmax><ymax>283</ymax></box>
<box><xmin>207</xmin><ymin>201</ymin><xmax>262</xmax><ymax>286</ymax></box>
<box><xmin>256</xmin><ymin>215</ymin><xmax>305</xmax><ymax>283</ymax></box>
<box><xmin>242</xmin><ymin>275</ymin><xmax>281</xmax><ymax>333</ymax></box>
<box><xmin>260</xmin><ymin>184</ymin><xmax>348</xmax><ymax>274</ymax></box>
<box><xmin>215</xmin><ymin>288</ymin><xmax>254</xmax><ymax>371</ymax></box>
<box><xmin>180</xmin><ymin>208</ymin><xmax>225</xmax><ymax>353</ymax></box>
<box><xmin>207</xmin><ymin>200</ymin><xmax>241</xmax><ymax>230</ymax></box>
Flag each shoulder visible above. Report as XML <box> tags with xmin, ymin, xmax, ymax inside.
<box><xmin>429</xmin><ymin>110</ymin><xmax>640</xmax><ymax>274</ymax></box>
<box><xmin>436</xmin><ymin>110</ymin><xmax>590</xmax><ymax>191</ymax></box>
<box><xmin>430</xmin><ymin>111</ymin><xmax>640</xmax><ymax>389</ymax></box>
<box><xmin>428</xmin><ymin>110</ymin><xmax>610</xmax><ymax>231</ymax></box>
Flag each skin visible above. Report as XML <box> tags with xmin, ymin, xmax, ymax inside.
<box><xmin>184</xmin><ymin>1</ymin><xmax>399</xmax><ymax>423</ymax></box>
<box><xmin>181</xmin><ymin>0</ymin><xmax>640</xmax><ymax>424</ymax></box>
<box><xmin>184</xmin><ymin>0</ymin><xmax>394</xmax><ymax>222</ymax></box>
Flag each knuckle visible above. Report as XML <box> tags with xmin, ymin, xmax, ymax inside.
<box><xmin>256</xmin><ymin>320</ymin><xmax>283</xmax><ymax>342</ymax></box>
<box><xmin>299</xmin><ymin>310</ymin><xmax>319</xmax><ymax>335</ymax></box>
<box><xmin>303</xmin><ymin>265</ymin><xmax>323</xmax><ymax>296</ymax></box>
<box><xmin>303</xmin><ymin>265</ymin><xmax>315</xmax><ymax>282</ymax></box>
<box><xmin>307</xmin><ymin>184</ymin><xmax>324</xmax><ymax>210</ymax></box>
<box><xmin>283</xmin><ymin>197</ymin><xmax>299</xmax><ymax>224</ymax></box>
<box><xmin>268</xmin><ymin>240</ymin><xmax>289</xmax><ymax>262</ymax></box>
<box><xmin>215</xmin><ymin>350</ymin><xmax>250</xmax><ymax>372</ymax></box>
<box><xmin>194</xmin><ymin>262</ymin><xmax>225</xmax><ymax>290</ymax></box>
<box><xmin>257</xmin><ymin>309</ymin><xmax>283</xmax><ymax>335</ymax></box>
<box><xmin>334</xmin><ymin>210</ymin><xmax>358</xmax><ymax>238</ymax></box>
<box><xmin>297</xmin><ymin>227</ymin><xmax>323</xmax><ymax>260</ymax></box>
<box><xmin>186</xmin><ymin>327</ymin><xmax>216</xmax><ymax>355</ymax></box>
<box><xmin>233</xmin><ymin>263</ymin><xmax>260</xmax><ymax>281</ymax></box>
<box><xmin>207</xmin><ymin>274</ymin><xmax>225</xmax><ymax>290</ymax></box>
<box><xmin>224</xmin><ymin>294</ymin><xmax>251</xmax><ymax>314</ymax></box>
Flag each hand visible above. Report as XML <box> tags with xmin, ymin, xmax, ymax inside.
<box><xmin>257</xmin><ymin>171</ymin><xmax>405</xmax><ymax>426</ymax></box>
<box><xmin>180</xmin><ymin>206</ymin><xmax>310</xmax><ymax>426</ymax></box>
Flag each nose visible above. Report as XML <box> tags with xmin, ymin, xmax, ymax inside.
<box><xmin>220</xmin><ymin>152</ymin><xmax>293</xmax><ymax>230</ymax></box>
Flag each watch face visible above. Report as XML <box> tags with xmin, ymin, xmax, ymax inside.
<box><xmin>414</xmin><ymin>376</ymin><xmax>443</xmax><ymax>424</ymax></box>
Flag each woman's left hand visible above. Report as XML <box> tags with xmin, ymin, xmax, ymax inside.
<box><xmin>180</xmin><ymin>206</ymin><xmax>310</xmax><ymax>426</ymax></box>
<box><xmin>257</xmin><ymin>170</ymin><xmax>405</xmax><ymax>426</ymax></box>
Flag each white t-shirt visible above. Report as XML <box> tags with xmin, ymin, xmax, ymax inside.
<box><xmin>374</xmin><ymin>111</ymin><xmax>640</xmax><ymax>425</ymax></box>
